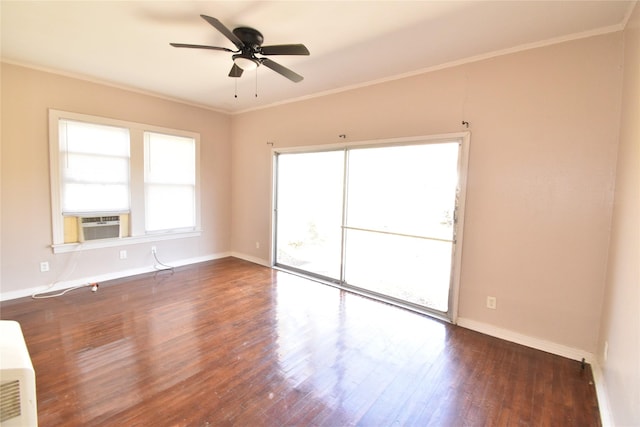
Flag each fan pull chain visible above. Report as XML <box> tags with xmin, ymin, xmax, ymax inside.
<box><xmin>255</xmin><ymin>68</ymin><xmax>258</xmax><ymax>98</ymax></box>
<box><xmin>234</xmin><ymin>79</ymin><xmax>238</xmax><ymax>99</ymax></box>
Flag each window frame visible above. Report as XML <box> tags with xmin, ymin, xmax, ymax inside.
<box><xmin>270</xmin><ymin>132</ymin><xmax>471</xmax><ymax>323</ymax></box>
<box><xmin>48</xmin><ymin>109</ymin><xmax>201</xmax><ymax>253</ymax></box>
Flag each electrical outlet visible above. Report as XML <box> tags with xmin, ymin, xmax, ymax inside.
<box><xmin>119</xmin><ymin>250</ymin><xmax>127</xmax><ymax>260</ymax></box>
<box><xmin>151</xmin><ymin>246</ymin><xmax>157</xmax><ymax>254</ymax></box>
<box><xmin>255</xmin><ymin>241</ymin><xmax>260</xmax><ymax>249</ymax></box>
<box><xmin>40</xmin><ymin>261</ymin><xmax>50</xmax><ymax>272</ymax></box>
<box><xmin>486</xmin><ymin>296</ymin><xmax>497</xmax><ymax>310</ymax></box>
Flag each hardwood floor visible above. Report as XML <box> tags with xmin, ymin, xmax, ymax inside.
<box><xmin>1</xmin><ymin>257</ymin><xmax>600</xmax><ymax>426</ymax></box>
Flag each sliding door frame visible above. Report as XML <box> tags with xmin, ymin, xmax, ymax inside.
<box><xmin>270</xmin><ymin>132</ymin><xmax>470</xmax><ymax>323</ymax></box>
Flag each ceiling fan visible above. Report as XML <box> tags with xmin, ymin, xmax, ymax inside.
<box><xmin>170</xmin><ymin>15</ymin><xmax>310</xmax><ymax>83</ymax></box>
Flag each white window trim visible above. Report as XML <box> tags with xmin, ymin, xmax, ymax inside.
<box><xmin>49</xmin><ymin>109</ymin><xmax>202</xmax><ymax>253</ymax></box>
<box><xmin>51</xmin><ymin>231</ymin><xmax>202</xmax><ymax>254</ymax></box>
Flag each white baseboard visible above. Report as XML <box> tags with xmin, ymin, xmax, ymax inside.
<box><xmin>591</xmin><ymin>361</ymin><xmax>615</xmax><ymax>427</ymax></box>
<box><xmin>229</xmin><ymin>252</ymin><xmax>271</xmax><ymax>267</ymax></box>
<box><xmin>0</xmin><ymin>252</ymin><xmax>232</xmax><ymax>302</ymax></box>
<box><xmin>456</xmin><ymin>317</ymin><xmax>595</xmax><ymax>363</ymax></box>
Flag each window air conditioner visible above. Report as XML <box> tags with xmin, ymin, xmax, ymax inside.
<box><xmin>79</xmin><ymin>216</ymin><xmax>120</xmax><ymax>241</ymax></box>
<box><xmin>0</xmin><ymin>321</ymin><xmax>38</xmax><ymax>427</ymax></box>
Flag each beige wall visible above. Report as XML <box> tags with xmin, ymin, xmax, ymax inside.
<box><xmin>598</xmin><ymin>3</ymin><xmax>640</xmax><ymax>425</ymax></box>
<box><xmin>1</xmin><ymin>63</ymin><xmax>232</xmax><ymax>297</ymax></box>
<box><xmin>231</xmin><ymin>32</ymin><xmax>623</xmax><ymax>355</ymax></box>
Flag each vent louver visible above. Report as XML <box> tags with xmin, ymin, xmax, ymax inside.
<box><xmin>0</xmin><ymin>321</ymin><xmax>38</xmax><ymax>425</ymax></box>
<box><xmin>79</xmin><ymin>216</ymin><xmax>121</xmax><ymax>241</ymax></box>
<box><xmin>0</xmin><ymin>380</ymin><xmax>21</xmax><ymax>422</ymax></box>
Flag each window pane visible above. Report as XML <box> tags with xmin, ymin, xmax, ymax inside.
<box><xmin>65</xmin><ymin>153</ymin><xmax>129</xmax><ymax>184</ymax></box>
<box><xmin>64</xmin><ymin>184</ymin><xmax>129</xmax><ymax>213</ymax></box>
<box><xmin>63</xmin><ymin>121</ymin><xmax>130</xmax><ymax>157</ymax></box>
<box><xmin>344</xmin><ymin>229</ymin><xmax>453</xmax><ymax>312</ymax></box>
<box><xmin>146</xmin><ymin>133</ymin><xmax>195</xmax><ymax>184</ymax></box>
<box><xmin>275</xmin><ymin>151</ymin><xmax>344</xmax><ymax>279</ymax></box>
<box><xmin>145</xmin><ymin>185</ymin><xmax>195</xmax><ymax>231</ymax></box>
<box><xmin>346</xmin><ymin>143</ymin><xmax>459</xmax><ymax>240</ymax></box>
<box><xmin>59</xmin><ymin>119</ymin><xmax>130</xmax><ymax>214</ymax></box>
<box><xmin>145</xmin><ymin>132</ymin><xmax>196</xmax><ymax>232</ymax></box>
<box><xmin>344</xmin><ymin>142</ymin><xmax>460</xmax><ymax>312</ymax></box>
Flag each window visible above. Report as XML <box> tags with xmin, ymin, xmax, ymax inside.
<box><xmin>49</xmin><ymin>110</ymin><xmax>201</xmax><ymax>252</ymax></box>
<box><xmin>59</xmin><ymin>120</ymin><xmax>130</xmax><ymax>215</ymax></box>
<box><xmin>144</xmin><ymin>132</ymin><xmax>196</xmax><ymax>232</ymax></box>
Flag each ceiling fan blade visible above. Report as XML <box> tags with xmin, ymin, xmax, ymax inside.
<box><xmin>229</xmin><ymin>64</ymin><xmax>243</xmax><ymax>78</ymax></box>
<box><xmin>261</xmin><ymin>58</ymin><xmax>304</xmax><ymax>83</ymax></box>
<box><xmin>200</xmin><ymin>15</ymin><xmax>244</xmax><ymax>49</ymax></box>
<box><xmin>170</xmin><ymin>43</ymin><xmax>235</xmax><ymax>52</ymax></box>
<box><xmin>260</xmin><ymin>44</ymin><xmax>310</xmax><ymax>56</ymax></box>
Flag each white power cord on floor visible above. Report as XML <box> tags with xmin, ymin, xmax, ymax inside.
<box><xmin>31</xmin><ymin>244</ymin><xmax>98</xmax><ymax>299</ymax></box>
<box><xmin>32</xmin><ymin>246</ymin><xmax>174</xmax><ymax>298</ymax></box>
<box><xmin>152</xmin><ymin>248</ymin><xmax>174</xmax><ymax>272</ymax></box>
<box><xmin>32</xmin><ymin>282</ymin><xmax>97</xmax><ymax>299</ymax></box>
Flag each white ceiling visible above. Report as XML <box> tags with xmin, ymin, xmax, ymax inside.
<box><xmin>1</xmin><ymin>1</ymin><xmax>635</xmax><ymax>114</ymax></box>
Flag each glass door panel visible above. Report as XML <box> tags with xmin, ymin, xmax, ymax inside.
<box><xmin>344</xmin><ymin>229</ymin><xmax>453</xmax><ymax>312</ymax></box>
<box><xmin>344</xmin><ymin>143</ymin><xmax>460</xmax><ymax>312</ymax></box>
<box><xmin>274</xmin><ymin>151</ymin><xmax>344</xmax><ymax>280</ymax></box>
<box><xmin>346</xmin><ymin>143</ymin><xmax>459</xmax><ymax>240</ymax></box>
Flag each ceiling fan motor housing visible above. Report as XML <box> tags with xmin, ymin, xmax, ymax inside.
<box><xmin>232</xmin><ymin>27</ymin><xmax>264</xmax><ymax>70</ymax></box>
<box><xmin>233</xmin><ymin>27</ymin><xmax>264</xmax><ymax>49</ymax></box>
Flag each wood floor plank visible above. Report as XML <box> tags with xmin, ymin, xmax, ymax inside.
<box><xmin>1</xmin><ymin>257</ymin><xmax>601</xmax><ymax>426</ymax></box>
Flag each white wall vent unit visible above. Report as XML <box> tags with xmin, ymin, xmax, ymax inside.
<box><xmin>0</xmin><ymin>321</ymin><xmax>37</xmax><ymax>426</ymax></box>
<box><xmin>79</xmin><ymin>216</ymin><xmax>120</xmax><ymax>241</ymax></box>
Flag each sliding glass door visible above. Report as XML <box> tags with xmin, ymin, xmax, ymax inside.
<box><xmin>274</xmin><ymin>137</ymin><xmax>465</xmax><ymax>317</ymax></box>
<box><xmin>343</xmin><ymin>143</ymin><xmax>459</xmax><ymax>312</ymax></box>
<box><xmin>274</xmin><ymin>150</ymin><xmax>344</xmax><ymax>280</ymax></box>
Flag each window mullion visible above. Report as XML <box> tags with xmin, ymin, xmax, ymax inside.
<box><xmin>339</xmin><ymin>148</ymin><xmax>349</xmax><ymax>284</ymax></box>
<box><xmin>129</xmin><ymin>128</ymin><xmax>146</xmax><ymax>237</ymax></box>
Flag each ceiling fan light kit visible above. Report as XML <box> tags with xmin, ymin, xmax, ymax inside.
<box><xmin>171</xmin><ymin>14</ymin><xmax>309</xmax><ymax>83</ymax></box>
<box><xmin>233</xmin><ymin>56</ymin><xmax>258</xmax><ymax>71</ymax></box>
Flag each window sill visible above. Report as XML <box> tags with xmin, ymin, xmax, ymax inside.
<box><xmin>51</xmin><ymin>230</ymin><xmax>202</xmax><ymax>254</ymax></box>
